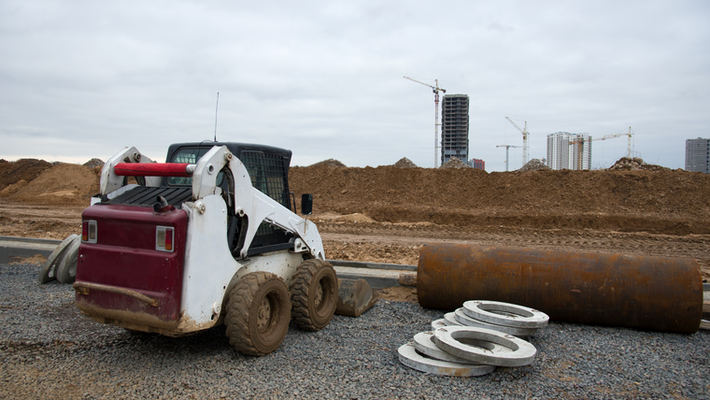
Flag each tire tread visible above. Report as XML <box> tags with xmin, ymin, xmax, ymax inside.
<box><xmin>225</xmin><ymin>272</ymin><xmax>288</xmax><ymax>356</ymax></box>
<box><xmin>290</xmin><ymin>259</ymin><xmax>337</xmax><ymax>331</ymax></box>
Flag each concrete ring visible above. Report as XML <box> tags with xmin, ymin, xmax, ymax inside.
<box><xmin>455</xmin><ymin>308</ymin><xmax>538</xmax><ymax>337</ymax></box>
<box><xmin>431</xmin><ymin>319</ymin><xmax>447</xmax><ymax>330</ymax></box>
<box><xmin>413</xmin><ymin>331</ymin><xmax>484</xmax><ymax>365</ymax></box>
<box><xmin>443</xmin><ymin>312</ymin><xmax>461</xmax><ymax>326</ymax></box>
<box><xmin>56</xmin><ymin>236</ymin><xmax>80</xmax><ymax>284</ymax></box>
<box><xmin>462</xmin><ymin>300</ymin><xmax>549</xmax><ymax>329</ymax></box>
<box><xmin>38</xmin><ymin>234</ymin><xmax>78</xmax><ymax>284</ymax></box>
<box><xmin>434</xmin><ymin>325</ymin><xmax>537</xmax><ymax>367</ymax></box>
<box><xmin>397</xmin><ymin>342</ymin><xmax>496</xmax><ymax>377</ymax></box>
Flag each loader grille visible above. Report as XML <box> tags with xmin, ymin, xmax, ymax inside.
<box><xmin>240</xmin><ymin>151</ymin><xmax>290</xmax><ymax>209</ymax></box>
<box><xmin>239</xmin><ymin>150</ymin><xmax>294</xmax><ymax>251</ymax></box>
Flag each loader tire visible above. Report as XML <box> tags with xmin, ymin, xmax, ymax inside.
<box><xmin>290</xmin><ymin>259</ymin><xmax>338</xmax><ymax>331</ymax></box>
<box><xmin>225</xmin><ymin>272</ymin><xmax>291</xmax><ymax>356</ymax></box>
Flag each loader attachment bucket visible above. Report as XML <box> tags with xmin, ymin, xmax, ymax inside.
<box><xmin>335</xmin><ymin>278</ymin><xmax>378</xmax><ymax>318</ymax></box>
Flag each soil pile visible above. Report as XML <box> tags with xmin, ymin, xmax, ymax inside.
<box><xmin>1</xmin><ymin>163</ymin><xmax>99</xmax><ymax>206</ymax></box>
<box><xmin>0</xmin><ymin>159</ymin><xmax>52</xmax><ymax>195</ymax></box>
<box><xmin>2</xmin><ymin>156</ymin><xmax>709</xmax><ymax>235</ymax></box>
<box><xmin>309</xmin><ymin>159</ymin><xmax>346</xmax><ymax>168</ymax></box>
<box><xmin>609</xmin><ymin>157</ymin><xmax>671</xmax><ymax>172</ymax></box>
<box><xmin>518</xmin><ymin>159</ymin><xmax>550</xmax><ymax>172</ymax></box>
<box><xmin>393</xmin><ymin>158</ymin><xmax>417</xmax><ymax>168</ymax></box>
<box><xmin>290</xmin><ymin>160</ymin><xmax>710</xmax><ymax>235</ymax></box>
<box><xmin>83</xmin><ymin>158</ymin><xmax>104</xmax><ymax>168</ymax></box>
<box><xmin>439</xmin><ymin>157</ymin><xmax>470</xmax><ymax>169</ymax></box>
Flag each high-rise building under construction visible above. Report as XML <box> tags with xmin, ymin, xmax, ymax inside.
<box><xmin>441</xmin><ymin>94</ymin><xmax>469</xmax><ymax>165</ymax></box>
<box><xmin>547</xmin><ymin>132</ymin><xmax>592</xmax><ymax>170</ymax></box>
<box><xmin>685</xmin><ymin>138</ymin><xmax>710</xmax><ymax>173</ymax></box>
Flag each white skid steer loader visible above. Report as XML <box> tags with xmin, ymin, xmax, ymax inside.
<box><xmin>73</xmin><ymin>142</ymin><xmax>339</xmax><ymax>356</ymax></box>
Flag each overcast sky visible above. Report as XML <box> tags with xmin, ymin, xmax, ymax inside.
<box><xmin>1</xmin><ymin>1</ymin><xmax>708</xmax><ymax>171</ymax></box>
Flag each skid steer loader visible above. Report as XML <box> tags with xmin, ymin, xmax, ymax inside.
<box><xmin>73</xmin><ymin>142</ymin><xmax>338</xmax><ymax>356</ymax></box>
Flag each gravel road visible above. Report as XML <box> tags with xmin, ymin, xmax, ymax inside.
<box><xmin>1</xmin><ymin>261</ymin><xmax>708</xmax><ymax>399</ymax></box>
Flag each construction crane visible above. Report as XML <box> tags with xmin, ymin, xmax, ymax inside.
<box><xmin>496</xmin><ymin>145</ymin><xmax>520</xmax><ymax>172</ymax></box>
<box><xmin>622</xmin><ymin>126</ymin><xmax>634</xmax><ymax>157</ymax></box>
<box><xmin>569</xmin><ymin>127</ymin><xmax>635</xmax><ymax>170</ymax></box>
<box><xmin>568</xmin><ymin>135</ymin><xmax>590</xmax><ymax>170</ymax></box>
<box><xmin>404</xmin><ymin>76</ymin><xmax>446</xmax><ymax>168</ymax></box>
<box><xmin>505</xmin><ymin>117</ymin><xmax>529</xmax><ymax>166</ymax></box>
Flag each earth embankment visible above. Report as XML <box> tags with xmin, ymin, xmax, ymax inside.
<box><xmin>290</xmin><ymin>164</ymin><xmax>710</xmax><ymax>235</ymax></box>
<box><xmin>1</xmin><ymin>157</ymin><xmax>709</xmax><ymax>236</ymax></box>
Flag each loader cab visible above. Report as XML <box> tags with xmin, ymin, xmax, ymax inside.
<box><xmin>164</xmin><ymin>141</ymin><xmax>296</xmax><ymax>256</ymax></box>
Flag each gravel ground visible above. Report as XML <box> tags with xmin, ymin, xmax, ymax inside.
<box><xmin>1</xmin><ymin>262</ymin><xmax>709</xmax><ymax>399</ymax></box>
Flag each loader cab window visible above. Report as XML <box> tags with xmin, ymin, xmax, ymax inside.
<box><xmin>238</xmin><ymin>150</ymin><xmax>293</xmax><ymax>252</ymax></box>
<box><xmin>240</xmin><ymin>150</ymin><xmax>290</xmax><ymax>209</ymax></box>
<box><xmin>167</xmin><ymin>147</ymin><xmax>224</xmax><ymax>186</ymax></box>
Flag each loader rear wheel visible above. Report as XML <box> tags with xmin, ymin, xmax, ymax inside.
<box><xmin>290</xmin><ymin>259</ymin><xmax>338</xmax><ymax>331</ymax></box>
<box><xmin>225</xmin><ymin>272</ymin><xmax>291</xmax><ymax>356</ymax></box>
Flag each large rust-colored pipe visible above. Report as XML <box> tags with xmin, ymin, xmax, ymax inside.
<box><xmin>417</xmin><ymin>244</ymin><xmax>703</xmax><ymax>333</ymax></box>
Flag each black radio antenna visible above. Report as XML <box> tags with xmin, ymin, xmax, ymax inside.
<box><xmin>214</xmin><ymin>92</ymin><xmax>220</xmax><ymax>141</ymax></box>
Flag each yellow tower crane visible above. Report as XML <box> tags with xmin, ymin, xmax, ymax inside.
<box><xmin>569</xmin><ymin>127</ymin><xmax>635</xmax><ymax>170</ymax></box>
<box><xmin>404</xmin><ymin>76</ymin><xmax>446</xmax><ymax>168</ymax></box>
<box><xmin>505</xmin><ymin>117</ymin><xmax>529</xmax><ymax>166</ymax></box>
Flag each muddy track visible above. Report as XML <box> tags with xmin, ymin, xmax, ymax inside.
<box><xmin>1</xmin><ymin>203</ymin><xmax>708</xmax><ymax>280</ymax></box>
<box><xmin>0</xmin><ymin>203</ymin><xmax>83</xmax><ymax>240</ymax></box>
<box><xmin>0</xmin><ymin>204</ymin><xmax>85</xmax><ymax>221</ymax></box>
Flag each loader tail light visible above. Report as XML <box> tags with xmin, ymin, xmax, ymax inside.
<box><xmin>82</xmin><ymin>220</ymin><xmax>97</xmax><ymax>243</ymax></box>
<box><xmin>156</xmin><ymin>226</ymin><xmax>175</xmax><ymax>252</ymax></box>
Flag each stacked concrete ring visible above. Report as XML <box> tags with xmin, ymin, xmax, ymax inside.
<box><xmin>412</xmin><ymin>331</ymin><xmax>483</xmax><ymax>365</ymax></box>
<box><xmin>397</xmin><ymin>342</ymin><xmax>496</xmax><ymax>377</ymax></box>
<box><xmin>57</xmin><ymin>236</ymin><xmax>81</xmax><ymax>284</ymax></box>
<box><xmin>38</xmin><ymin>234</ymin><xmax>78</xmax><ymax>284</ymax></box>
<box><xmin>462</xmin><ymin>300</ymin><xmax>549</xmax><ymax>329</ymax></box>
<box><xmin>443</xmin><ymin>312</ymin><xmax>460</xmax><ymax>326</ymax></box>
<box><xmin>454</xmin><ymin>308</ymin><xmax>538</xmax><ymax>337</ymax></box>
<box><xmin>434</xmin><ymin>325</ymin><xmax>537</xmax><ymax>367</ymax></box>
<box><xmin>430</xmin><ymin>319</ymin><xmax>447</xmax><ymax>330</ymax></box>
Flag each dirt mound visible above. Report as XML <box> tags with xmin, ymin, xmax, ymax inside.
<box><xmin>393</xmin><ymin>157</ymin><xmax>417</xmax><ymax>168</ymax></box>
<box><xmin>517</xmin><ymin>158</ymin><xmax>550</xmax><ymax>172</ymax></box>
<box><xmin>83</xmin><ymin>158</ymin><xmax>104</xmax><ymax>168</ymax></box>
<box><xmin>4</xmin><ymin>163</ymin><xmax>99</xmax><ymax>206</ymax></box>
<box><xmin>309</xmin><ymin>159</ymin><xmax>346</xmax><ymax>168</ymax></box>
<box><xmin>3</xmin><ymin>155</ymin><xmax>710</xmax><ymax>236</ymax></box>
<box><xmin>290</xmin><ymin>161</ymin><xmax>710</xmax><ymax>235</ymax></box>
<box><xmin>439</xmin><ymin>157</ymin><xmax>470</xmax><ymax>169</ymax></box>
<box><xmin>609</xmin><ymin>157</ymin><xmax>670</xmax><ymax>172</ymax></box>
<box><xmin>0</xmin><ymin>159</ymin><xmax>52</xmax><ymax>194</ymax></box>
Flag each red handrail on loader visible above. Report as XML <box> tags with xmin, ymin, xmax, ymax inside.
<box><xmin>113</xmin><ymin>163</ymin><xmax>194</xmax><ymax>177</ymax></box>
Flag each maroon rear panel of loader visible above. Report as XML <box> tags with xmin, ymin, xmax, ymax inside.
<box><xmin>75</xmin><ymin>205</ymin><xmax>188</xmax><ymax>331</ymax></box>
<box><xmin>417</xmin><ymin>244</ymin><xmax>703</xmax><ymax>333</ymax></box>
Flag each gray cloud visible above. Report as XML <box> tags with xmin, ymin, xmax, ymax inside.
<box><xmin>1</xmin><ymin>0</ymin><xmax>708</xmax><ymax>170</ymax></box>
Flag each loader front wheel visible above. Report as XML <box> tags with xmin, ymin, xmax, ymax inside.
<box><xmin>290</xmin><ymin>259</ymin><xmax>338</xmax><ymax>331</ymax></box>
<box><xmin>225</xmin><ymin>272</ymin><xmax>291</xmax><ymax>356</ymax></box>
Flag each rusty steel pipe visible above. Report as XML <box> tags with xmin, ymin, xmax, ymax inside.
<box><xmin>417</xmin><ymin>244</ymin><xmax>703</xmax><ymax>334</ymax></box>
